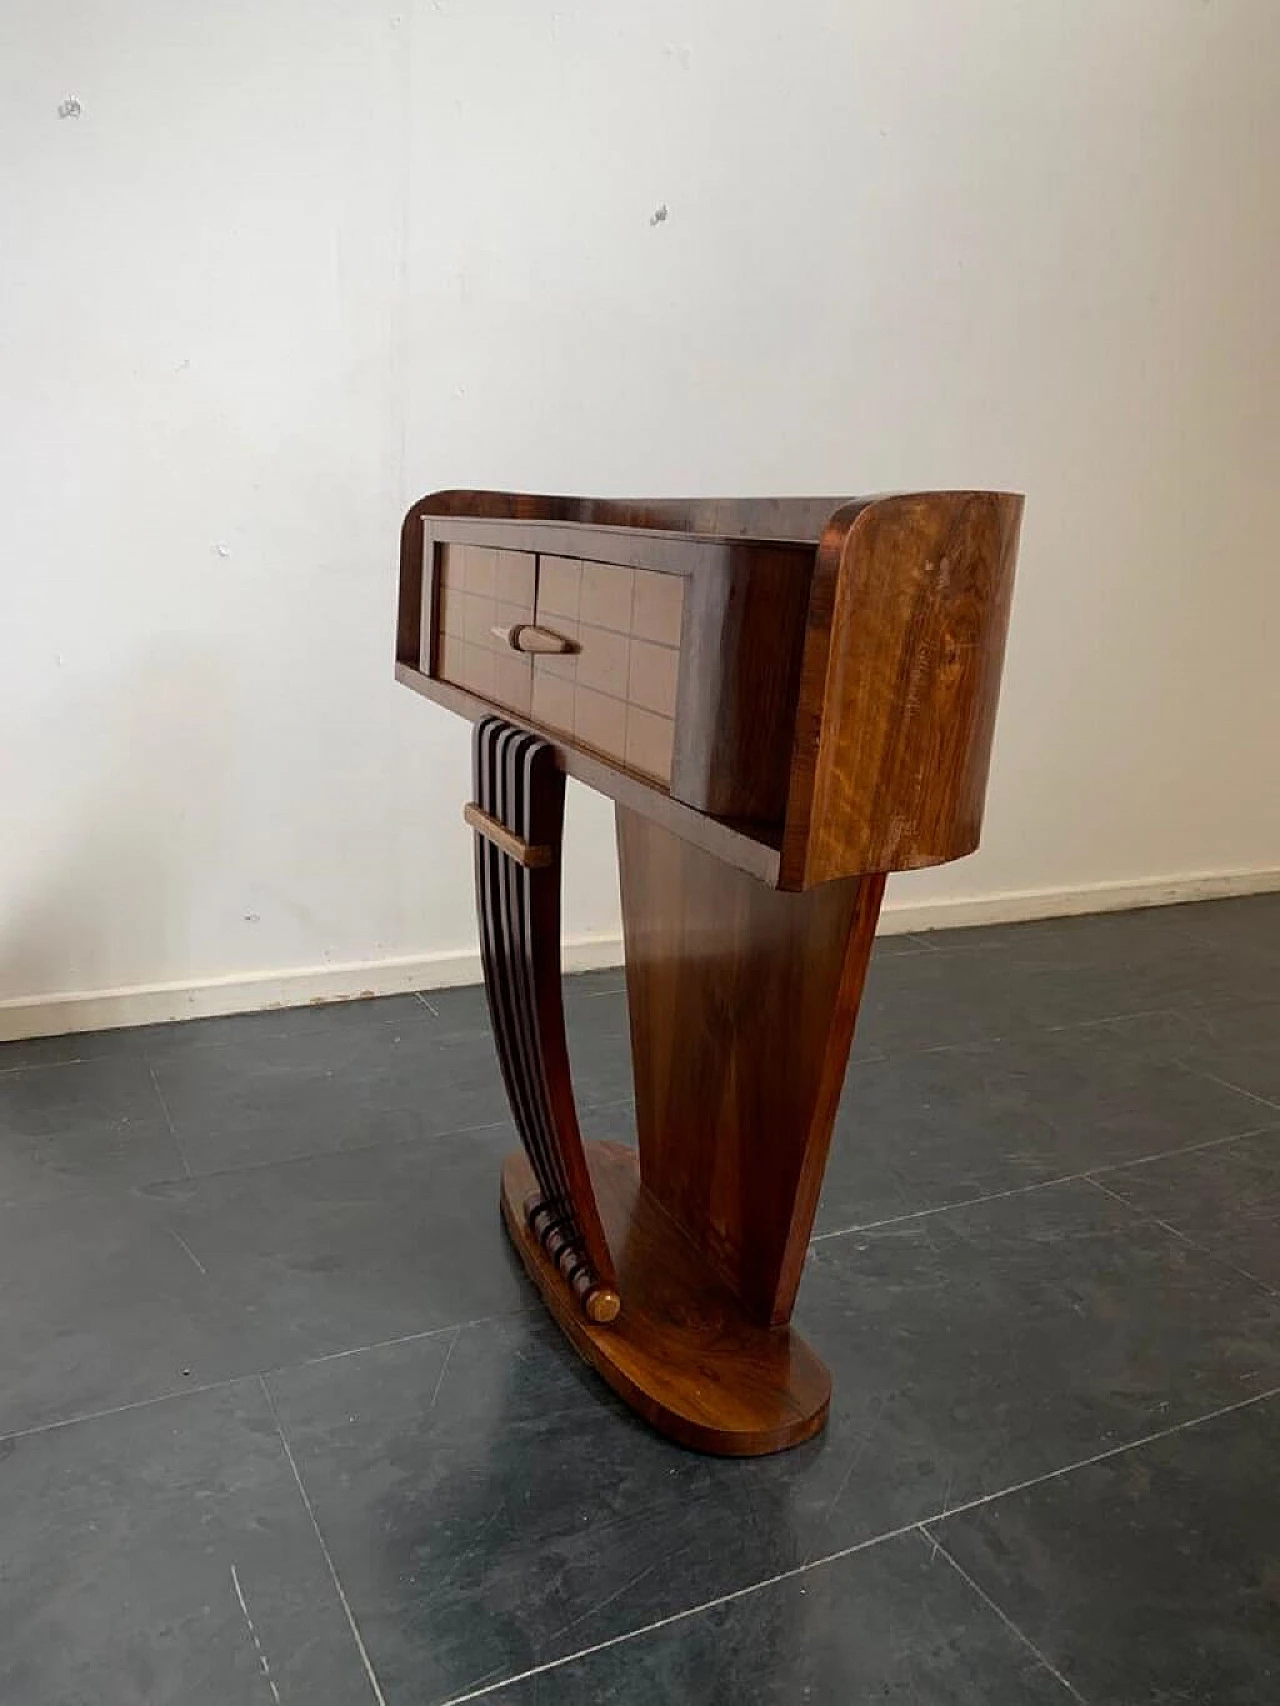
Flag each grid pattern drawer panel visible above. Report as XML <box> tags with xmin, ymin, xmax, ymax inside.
<box><xmin>530</xmin><ymin>558</ymin><xmax>685</xmax><ymax>784</ymax></box>
<box><xmin>436</xmin><ymin>544</ymin><xmax>536</xmax><ymax>717</ymax></box>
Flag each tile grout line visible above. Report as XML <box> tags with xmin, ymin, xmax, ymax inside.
<box><xmin>0</xmin><ymin>1378</ymin><xmax>238</xmax><ymax>1447</ymax></box>
<box><xmin>1202</xmin><ymin>1070</ymin><xmax>1280</xmax><ymax>1115</ymax></box>
<box><xmin>810</xmin><ymin>1118</ymin><xmax>1280</xmax><ymax>1243</ymax></box>
<box><xmin>296</xmin><ymin>1307</ymin><xmax>536</xmax><ymax>1374</ymax></box>
<box><xmin>153</xmin><ymin>1113</ymin><xmax>514</xmax><ymax>1191</ymax></box>
<box><xmin>147</xmin><ymin>1062</ymin><xmax>193</xmax><ymax>1178</ymax></box>
<box><xmin>811</xmin><ymin>1176</ymin><xmax>1085</xmax><ymax>1243</ymax></box>
<box><xmin>1086</xmin><ymin>1176</ymin><xmax>1280</xmax><ymax>1298</ymax></box>
<box><xmin>0</xmin><ymin>1307</ymin><xmax>540</xmax><ymax>1448</ymax></box>
<box><xmin>427</xmin><ymin>1325</ymin><xmax>461</xmax><ymax>1408</ymax></box>
<box><xmin>230</xmin><ymin>1562</ymin><xmax>283</xmax><ymax>1705</ymax></box>
<box><xmin>0</xmin><ymin>993</ymin><xmax>447</xmax><ymax>1077</ymax></box>
<box><xmin>916</xmin><ymin>1528</ymin><xmax>1091</xmax><ymax>1704</ymax></box>
<box><xmin>258</xmin><ymin>1375</ymin><xmax>389</xmax><ymax>1706</ymax></box>
<box><xmin>165</xmin><ymin>1226</ymin><xmax>209</xmax><ymax>1277</ymax></box>
<box><xmin>0</xmin><ymin>1052</ymin><xmax>96</xmax><ymax>1077</ymax></box>
<box><xmin>431</xmin><ymin>1378</ymin><xmax>1280</xmax><ymax>1706</ymax></box>
<box><xmin>1042</xmin><ymin>1004</ymin><xmax>1183</xmax><ymax>1034</ymax></box>
<box><xmin>4</xmin><ymin>1104</ymin><xmax>1272</xmax><ymax>1232</ymax></box>
<box><xmin>0</xmin><ymin>1110</ymin><xmax>516</xmax><ymax>1214</ymax></box>
<box><xmin>428</xmin><ymin>1521</ymin><xmax>932</xmax><ymax>1706</ymax></box>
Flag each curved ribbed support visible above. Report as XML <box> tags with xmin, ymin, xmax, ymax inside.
<box><xmin>470</xmin><ymin>716</ymin><xmax>620</xmax><ymax>1326</ymax></box>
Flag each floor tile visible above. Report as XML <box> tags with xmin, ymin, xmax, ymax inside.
<box><xmin>793</xmin><ymin>1179</ymin><xmax>1280</xmax><ymax>1548</ymax></box>
<box><xmin>0</xmin><ymin>1054</ymin><xmax>186</xmax><ymax>1206</ymax></box>
<box><xmin>0</xmin><ymin>1131</ymin><xmax>529</xmax><ymax>1436</ymax></box>
<box><xmin>269</xmin><ymin>1315</ymin><xmax>668</xmax><ymax>1706</ymax></box>
<box><xmin>424</xmin><ymin>972</ymin><xmax>632</xmax><ymax>1109</ymax></box>
<box><xmin>1099</xmin><ymin>1123</ymin><xmax>1280</xmax><ymax>1290</ymax></box>
<box><xmin>421</xmin><ymin>969</ymin><xmax>627</xmax><ymax>1043</ymax></box>
<box><xmin>870</xmin><ymin>928</ymin><xmax>940</xmax><ymax>957</ymax></box>
<box><xmin>2</xmin><ymin>893</ymin><xmax>1278</xmax><ymax>1705</ymax></box>
<box><xmin>146</xmin><ymin>1131</ymin><xmax>532</xmax><ymax>1370</ymax></box>
<box><xmin>819</xmin><ymin>1014</ymin><xmax>1265</xmax><ymax>1233</ymax></box>
<box><xmin>1164</xmin><ymin>890</ymin><xmax>1280</xmax><ymax>964</ymax></box>
<box><xmin>0</xmin><ymin>1188</ymin><xmax>216</xmax><ymax>1436</ymax></box>
<box><xmin>1106</xmin><ymin>998</ymin><xmax>1280</xmax><ymax>1110</ymax></box>
<box><xmin>269</xmin><ymin>1314</ymin><xmax>900</xmax><ymax>1706</ymax></box>
<box><xmin>0</xmin><ymin>992</ymin><xmax>430</xmax><ymax>1072</ymax></box>
<box><xmin>154</xmin><ymin>1019</ymin><xmax>512</xmax><ymax>1175</ymax></box>
<box><xmin>0</xmin><ymin>1025</ymin><xmax>139</xmax><ymax>1072</ymax></box>
<box><xmin>265</xmin><ymin>1177</ymin><xmax>1280</xmax><ymax>1704</ymax></box>
<box><xmin>141</xmin><ymin>992</ymin><xmax>433</xmax><ymax>1060</ymax></box>
<box><xmin>564</xmin><ymin>991</ymin><xmax>635</xmax><ymax>1108</ymax></box>
<box><xmin>0</xmin><ymin>1379</ymin><xmax>374</xmax><ymax>1706</ymax></box>
<box><xmin>579</xmin><ymin>1096</ymin><xmax>637</xmax><ymax>1147</ymax></box>
<box><xmin>931</xmin><ymin>1391</ymin><xmax>1280</xmax><ymax>1706</ymax></box>
<box><xmin>850</xmin><ymin>947</ymin><xmax>1034</xmax><ymax>1059</ymax></box>
<box><xmin>905</xmin><ymin>901</ymin><xmax>1280</xmax><ymax>1035</ymax></box>
<box><xmin>487</xmin><ymin>1530</ymin><xmax>1071</xmax><ymax>1706</ymax></box>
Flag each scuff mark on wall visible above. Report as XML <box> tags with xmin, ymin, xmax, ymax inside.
<box><xmin>57</xmin><ymin>96</ymin><xmax>82</xmax><ymax>119</ymax></box>
<box><xmin>649</xmin><ymin>202</ymin><xmax>668</xmax><ymax>227</ymax></box>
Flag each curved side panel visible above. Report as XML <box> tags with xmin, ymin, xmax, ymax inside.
<box><xmin>784</xmin><ymin>491</ymin><xmax>1023</xmax><ymax>886</ymax></box>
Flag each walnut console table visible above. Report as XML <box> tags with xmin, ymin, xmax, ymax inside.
<box><xmin>396</xmin><ymin>490</ymin><xmax>1022</xmax><ymax>1455</ymax></box>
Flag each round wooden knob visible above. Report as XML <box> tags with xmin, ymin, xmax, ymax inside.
<box><xmin>586</xmin><ymin>1288</ymin><xmax>621</xmax><ymax>1325</ymax></box>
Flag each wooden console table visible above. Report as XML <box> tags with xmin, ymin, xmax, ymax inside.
<box><xmin>396</xmin><ymin>490</ymin><xmax>1022</xmax><ymax>1455</ymax></box>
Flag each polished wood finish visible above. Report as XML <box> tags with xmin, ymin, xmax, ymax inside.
<box><xmin>402</xmin><ymin>488</ymin><xmax>859</xmax><ymax>543</ymax></box>
<box><xmin>462</xmin><ymin>802</ymin><xmax>551</xmax><ymax>870</ymax></box>
<box><xmin>502</xmin><ymin>1140</ymin><xmax>831</xmax><ymax>1455</ymax></box>
<box><xmin>471</xmin><ymin>719</ymin><xmax>617</xmax><ymax>1321</ymax></box>
<box><xmin>398</xmin><ymin>489</ymin><xmax>1021</xmax><ymax>885</ymax></box>
<box><xmin>780</xmin><ymin>492</ymin><xmax>1022</xmax><ymax>887</ymax></box>
<box><xmin>405</xmin><ymin>508</ymin><xmax>816</xmax><ymax>823</ymax></box>
<box><xmin>434</xmin><ymin>542</ymin><xmax>536</xmax><ymax>718</ymax></box>
<box><xmin>670</xmin><ymin>544</ymin><xmax>809</xmax><ymax>822</ymax></box>
<box><xmin>618</xmin><ymin>808</ymin><xmax>885</xmax><ymax>1325</ymax></box>
<box><xmin>398</xmin><ymin>662</ymin><xmax>786</xmax><ymax>886</ymax></box>
<box><xmin>495</xmin><ymin>623</ymin><xmax>577</xmax><ymax>656</ymax></box>
<box><xmin>398</xmin><ymin>486</ymin><xmax>1023</xmax><ymax>1454</ymax></box>
<box><xmin>523</xmin><ymin>557</ymin><xmax>687</xmax><ymax>787</ymax></box>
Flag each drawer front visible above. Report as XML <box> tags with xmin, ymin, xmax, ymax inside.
<box><xmin>434</xmin><ymin>544</ymin><xmax>536</xmax><ymax>717</ymax></box>
<box><xmin>529</xmin><ymin>557</ymin><xmax>685</xmax><ymax>785</ymax></box>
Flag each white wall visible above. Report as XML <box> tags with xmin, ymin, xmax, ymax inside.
<box><xmin>2</xmin><ymin>1</ymin><xmax>1278</xmax><ymax>1034</ymax></box>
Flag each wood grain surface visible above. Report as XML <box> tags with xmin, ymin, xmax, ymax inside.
<box><xmin>617</xmin><ymin>805</ymin><xmax>885</xmax><ymax>1325</ymax></box>
<box><xmin>501</xmin><ymin>1139</ymin><xmax>832</xmax><ymax>1455</ymax></box>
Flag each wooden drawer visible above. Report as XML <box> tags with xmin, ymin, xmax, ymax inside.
<box><xmin>419</xmin><ymin>522</ymin><xmax>811</xmax><ymax>823</ymax></box>
<box><xmin>434</xmin><ymin>543</ymin><xmax>536</xmax><ymax>718</ymax></box>
<box><xmin>399</xmin><ymin>491</ymin><xmax>1024</xmax><ymax>887</ymax></box>
<box><xmin>528</xmin><ymin>558</ymin><xmax>685</xmax><ymax>786</ymax></box>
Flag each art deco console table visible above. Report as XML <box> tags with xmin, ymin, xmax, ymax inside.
<box><xmin>396</xmin><ymin>490</ymin><xmax>1022</xmax><ymax>1455</ymax></box>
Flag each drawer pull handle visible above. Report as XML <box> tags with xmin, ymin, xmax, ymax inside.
<box><xmin>491</xmin><ymin>623</ymin><xmax>578</xmax><ymax>656</ymax></box>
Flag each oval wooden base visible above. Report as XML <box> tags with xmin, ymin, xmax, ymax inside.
<box><xmin>500</xmin><ymin>1141</ymin><xmax>831</xmax><ymax>1456</ymax></box>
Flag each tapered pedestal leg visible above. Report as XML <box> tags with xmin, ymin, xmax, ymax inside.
<box><xmin>616</xmin><ymin>807</ymin><xmax>885</xmax><ymax>1328</ymax></box>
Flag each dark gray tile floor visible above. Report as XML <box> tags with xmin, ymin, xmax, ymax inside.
<box><xmin>1</xmin><ymin>892</ymin><xmax>1277</xmax><ymax>1704</ymax></box>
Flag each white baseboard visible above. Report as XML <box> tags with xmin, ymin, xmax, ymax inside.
<box><xmin>881</xmin><ymin>866</ymin><xmax>1280</xmax><ymax>935</ymax></box>
<box><xmin>0</xmin><ymin>935</ymin><xmax>626</xmax><ymax>1044</ymax></box>
<box><xmin>2</xmin><ymin>868</ymin><xmax>1276</xmax><ymax>1044</ymax></box>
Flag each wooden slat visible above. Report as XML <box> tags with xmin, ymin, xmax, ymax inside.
<box><xmin>464</xmin><ymin>802</ymin><xmax>552</xmax><ymax>869</ymax></box>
